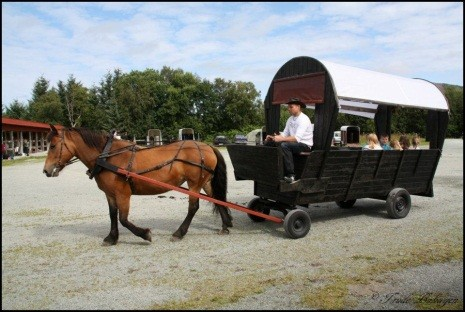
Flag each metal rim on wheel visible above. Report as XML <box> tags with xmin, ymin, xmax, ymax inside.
<box><xmin>386</xmin><ymin>188</ymin><xmax>411</xmax><ymax>219</ymax></box>
<box><xmin>283</xmin><ymin>209</ymin><xmax>311</xmax><ymax>239</ymax></box>
<box><xmin>395</xmin><ymin>197</ymin><xmax>407</xmax><ymax>212</ymax></box>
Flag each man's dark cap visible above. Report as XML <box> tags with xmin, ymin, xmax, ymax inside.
<box><xmin>286</xmin><ymin>98</ymin><xmax>306</xmax><ymax>108</ymax></box>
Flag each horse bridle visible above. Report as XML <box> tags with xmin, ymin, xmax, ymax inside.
<box><xmin>53</xmin><ymin>129</ymin><xmax>79</xmax><ymax>170</ymax></box>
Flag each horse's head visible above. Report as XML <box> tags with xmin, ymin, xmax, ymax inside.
<box><xmin>43</xmin><ymin>125</ymin><xmax>75</xmax><ymax>177</ymax></box>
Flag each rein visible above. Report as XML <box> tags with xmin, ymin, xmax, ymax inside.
<box><xmin>57</xmin><ymin>130</ymin><xmax>80</xmax><ymax>169</ymax></box>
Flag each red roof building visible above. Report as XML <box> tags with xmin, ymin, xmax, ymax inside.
<box><xmin>2</xmin><ymin>117</ymin><xmax>63</xmax><ymax>157</ymax></box>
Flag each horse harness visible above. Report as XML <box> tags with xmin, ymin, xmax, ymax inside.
<box><xmin>87</xmin><ymin>130</ymin><xmax>215</xmax><ymax>193</ymax></box>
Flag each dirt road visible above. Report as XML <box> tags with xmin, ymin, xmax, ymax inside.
<box><xmin>2</xmin><ymin>139</ymin><xmax>463</xmax><ymax>309</ymax></box>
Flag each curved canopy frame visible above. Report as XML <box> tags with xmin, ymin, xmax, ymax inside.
<box><xmin>264</xmin><ymin>56</ymin><xmax>449</xmax><ymax>150</ymax></box>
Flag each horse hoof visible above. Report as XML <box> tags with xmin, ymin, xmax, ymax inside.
<box><xmin>144</xmin><ymin>229</ymin><xmax>152</xmax><ymax>242</ymax></box>
<box><xmin>102</xmin><ymin>237</ymin><xmax>117</xmax><ymax>246</ymax></box>
<box><xmin>170</xmin><ymin>235</ymin><xmax>183</xmax><ymax>242</ymax></box>
<box><xmin>218</xmin><ymin>229</ymin><xmax>230</xmax><ymax>235</ymax></box>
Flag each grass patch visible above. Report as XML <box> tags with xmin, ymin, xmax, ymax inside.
<box><xmin>144</xmin><ymin>237</ymin><xmax>463</xmax><ymax>310</ymax></box>
<box><xmin>2</xmin><ymin>155</ymin><xmax>47</xmax><ymax>167</ymax></box>
<box><xmin>301</xmin><ymin>242</ymin><xmax>463</xmax><ymax>310</ymax></box>
<box><xmin>149</xmin><ymin>274</ymin><xmax>294</xmax><ymax>310</ymax></box>
<box><xmin>12</xmin><ymin>208</ymin><xmax>51</xmax><ymax>217</ymax></box>
<box><xmin>3</xmin><ymin>241</ymin><xmax>93</xmax><ymax>263</ymax></box>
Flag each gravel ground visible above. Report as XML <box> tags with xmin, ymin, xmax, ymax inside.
<box><xmin>2</xmin><ymin>139</ymin><xmax>463</xmax><ymax>310</ymax></box>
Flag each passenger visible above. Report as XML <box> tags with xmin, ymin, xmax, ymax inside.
<box><xmin>411</xmin><ymin>134</ymin><xmax>420</xmax><ymax>149</ymax></box>
<box><xmin>399</xmin><ymin>135</ymin><xmax>410</xmax><ymax>150</ymax></box>
<box><xmin>2</xmin><ymin>142</ymin><xmax>7</xmax><ymax>159</ymax></box>
<box><xmin>265</xmin><ymin>98</ymin><xmax>313</xmax><ymax>183</ymax></box>
<box><xmin>379</xmin><ymin>133</ymin><xmax>392</xmax><ymax>150</ymax></box>
<box><xmin>23</xmin><ymin>139</ymin><xmax>30</xmax><ymax>156</ymax></box>
<box><xmin>362</xmin><ymin>133</ymin><xmax>382</xmax><ymax>150</ymax></box>
<box><xmin>390</xmin><ymin>139</ymin><xmax>402</xmax><ymax>150</ymax></box>
<box><xmin>8</xmin><ymin>141</ymin><xmax>14</xmax><ymax>160</ymax></box>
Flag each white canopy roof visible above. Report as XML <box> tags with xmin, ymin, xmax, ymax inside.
<box><xmin>319</xmin><ymin>60</ymin><xmax>449</xmax><ymax>118</ymax></box>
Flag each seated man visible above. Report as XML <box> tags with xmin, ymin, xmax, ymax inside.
<box><xmin>265</xmin><ymin>98</ymin><xmax>313</xmax><ymax>183</ymax></box>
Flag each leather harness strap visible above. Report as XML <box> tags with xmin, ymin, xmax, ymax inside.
<box><xmin>88</xmin><ymin>132</ymin><xmax>215</xmax><ymax>190</ymax></box>
<box><xmin>88</xmin><ymin>130</ymin><xmax>115</xmax><ymax>179</ymax></box>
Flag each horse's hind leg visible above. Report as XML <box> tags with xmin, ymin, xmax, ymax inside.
<box><xmin>103</xmin><ymin>195</ymin><xmax>119</xmax><ymax>246</ymax></box>
<box><xmin>171</xmin><ymin>195</ymin><xmax>199</xmax><ymax>241</ymax></box>
<box><xmin>217</xmin><ymin>205</ymin><xmax>233</xmax><ymax>235</ymax></box>
<box><xmin>203</xmin><ymin>182</ymin><xmax>232</xmax><ymax>235</ymax></box>
<box><xmin>117</xmin><ymin>195</ymin><xmax>152</xmax><ymax>243</ymax></box>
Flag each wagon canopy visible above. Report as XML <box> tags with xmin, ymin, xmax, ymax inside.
<box><xmin>320</xmin><ymin>60</ymin><xmax>449</xmax><ymax>117</ymax></box>
<box><xmin>265</xmin><ymin>56</ymin><xmax>450</xmax><ymax>151</ymax></box>
<box><xmin>272</xmin><ymin>59</ymin><xmax>449</xmax><ymax>119</ymax></box>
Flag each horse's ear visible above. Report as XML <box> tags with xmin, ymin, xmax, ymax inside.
<box><xmin>50</xmin><ymin>124</ymin><xmax>58</xmax><ymax>134</ymax></box>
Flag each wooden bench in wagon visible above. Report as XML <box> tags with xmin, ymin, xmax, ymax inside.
<box><xmin>226</xmin><ymin>56</ymin><xmax>449</xmax><ymax>238</ymax></box>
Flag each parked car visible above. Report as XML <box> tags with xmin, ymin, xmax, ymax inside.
<box><xmin>213</xmin><ymin>135</ymin><xmax>229</xmax><ymax>146</ymax></box>
<box><xmin>333</xmin><ymin>131</ymin><xmax>341</xmax><ymax>146</ymax></box>
<box><xmin>233</xmin><ymin>134</ymin><xmax>247</xmax><ymax>144</ymax></box>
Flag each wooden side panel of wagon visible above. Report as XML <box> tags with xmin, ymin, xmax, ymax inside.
<box><xmin>227</xmin><ymin>145</ymin><xmax>441</xmax><ymax>207</ymax></box>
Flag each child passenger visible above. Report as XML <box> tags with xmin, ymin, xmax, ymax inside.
<box><xmin>362</xmin><ymin>133</ymin><xmax>382</xmax><ymax>150</ymax></box>
<box><xmin>390</xmin><ymin>139</ymin><xmax>402</xmax><ymax>150</ymax></box>
<box><xmin>379</xmin><ymin>133</ymin><xmax>392</xmax><ymax>150</ymax></box>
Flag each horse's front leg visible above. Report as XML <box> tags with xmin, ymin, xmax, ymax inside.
<box><xmin>103</xmin><ymin>195</ymin><xmax>119</xmax><ymax>246</ymax></box>
<box><xmin>117</xmin><ymin>194</ymin><xmax>152</xmax><ymax>243</ymax></box>
<box><xmin>171</xmin><ymin>196</ymin><xmax>199</xmax><ymax>241</ymax></box>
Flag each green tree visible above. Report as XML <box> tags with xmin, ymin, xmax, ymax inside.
<box><xmin>212</xmin><ymin>78</ymin><xmax>263</xmax><ymax>133</ymax></box>
<box><xmin>28</xmin><ymin>90</ymin><xmax>63</xmax><ymax>124</ymax></box>
<box><xmin>444</xmin><ymin>84</ymin><xmax>463</xmax><ymax>138</ymax></box>
<box><xmin>57</xmin><ymin>75</ymin><xmax>89</xmax><ymax>127</ymax></box>
<box><xmin>115</xmin><ymin>69</ymin><xmax>160</xmax><ymax>139</ymax></box>
<box><xmin>83</xmin><ymin>69</ymin><xmax>123</xmax><ymax>131</ymax></box>
<box><xmin>194</xmin><ymin>79</ymin><xmax>221</xmax><ymax>135</ymax></box>
<box><xmin>31</xmin><ymin>76</ymin><xmax>50</xmax><ymax>103</ymax></box>
<box><xmin>4</xmin><ymin>100</ymin><xmax>28</xmax><ymax>119</ymax></box>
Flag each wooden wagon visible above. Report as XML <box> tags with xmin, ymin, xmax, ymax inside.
<box><xmin>226</xmin><ymin>56</ymin><xmax>450</xmax><ymax>238</ymax></box>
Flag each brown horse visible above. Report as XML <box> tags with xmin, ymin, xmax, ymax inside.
<box><xmin>42</xmin><ymin>125</ymin><xmax>232</xmax><ymax>245</ymax></box>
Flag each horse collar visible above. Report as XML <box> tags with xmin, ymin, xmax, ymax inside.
<box><xmin>88</xmin><ymin>131</ymin><xmax>115</xmax><ymax>179</ymax></box>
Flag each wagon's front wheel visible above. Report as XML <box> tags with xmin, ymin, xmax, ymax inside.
<box><xmin>246</xmin><ymin>197</ymin><xmax>270</xmax><ymax>222</ymax></box>
<box><xmin>283</xmin><ymin>209</ymin><xmax>311</xmax><ymax>239</ymax></box>
<box><xmin>386</xmin><ymin>188</ymin><xmax>411</xmax><ymax>219</ymax></box>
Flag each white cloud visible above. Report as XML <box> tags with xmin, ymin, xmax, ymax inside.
<box><xmin>2</xmin><ymin>2</ymin><xmax>463</xmax><ymax>107</ymax></box>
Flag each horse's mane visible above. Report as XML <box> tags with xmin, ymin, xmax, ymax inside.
<box><xmin>45</xmin><ymin>127</ymin><xmax>108</xmax><ymax>150</ymax></box>
<box><xmin>70</xmin><ymin>127</ymin><xmax>109</xmax><ymax>150</ymax></box>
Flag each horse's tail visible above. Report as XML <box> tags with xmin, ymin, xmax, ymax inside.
<box><xmin>211</xmin><ymin>147</ymin><xmax>233</xmax><ymax>226</ymax></box>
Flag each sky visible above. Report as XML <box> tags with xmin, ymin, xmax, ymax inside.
<box><xmin>2</xmin><ymin>2</ymin><xmax>463</xmax><ymax>108</ymax></box>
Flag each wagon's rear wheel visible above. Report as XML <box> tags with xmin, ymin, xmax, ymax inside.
<box><xmin>283</xmin><ymin>209</ymin><xmax>311</xmax><ymax>239</ymax></box>
<box><xmin>386</xmin><ymin>188</ymin><xmax>411</xmax><ymax>219</ymax></box>
<box><xmin>247</xmin><ymin>198</ymin><xmax>270</xmax><ymax>222</ymax></box>
<box><xmin>336</xmin><ymin>199</ymin><xmax>357</xmax><ymax>209</ymax></box>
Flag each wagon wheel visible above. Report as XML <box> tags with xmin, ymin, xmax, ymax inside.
<box><xmin>246</xmin><ymin>197</ymin><xmax>270</xmax><ymax>222</ymax></box>
<box><xmin>386</xmin><ymin>188</ymin><xmax>411</xmax><ymax>219</ymax></box>
<box><xmin>336</xmin><ymin>199</ymin><xmax>357</xmax><ymax>209</ymax></box>
<box><xmin>283</xmin><ymin>209</ymin><xmax>311</xmax><ymax>239</ymax></box>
